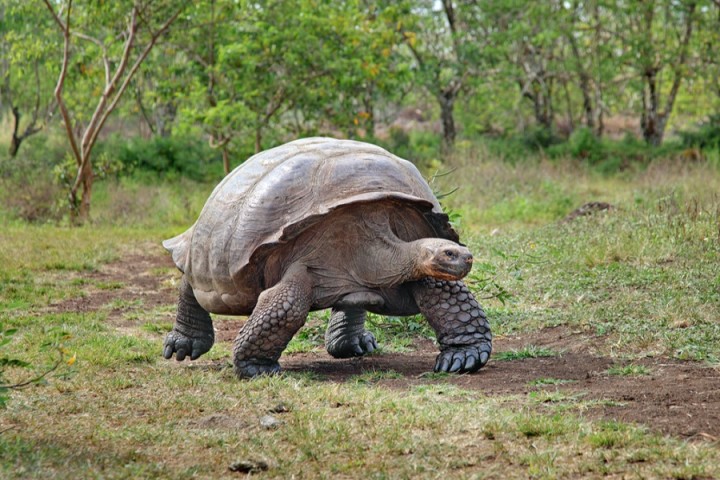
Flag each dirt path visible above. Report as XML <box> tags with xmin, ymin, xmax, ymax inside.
<box><xmin>49</xmin><ymin>253</ymin><xmax>720</xmax><ymax>442</ymax></box>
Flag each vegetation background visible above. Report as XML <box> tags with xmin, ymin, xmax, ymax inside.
<box><xmin>1</xmin><ymin>0</ymin><xmax>720</xmax><ymax>478</ymax></box>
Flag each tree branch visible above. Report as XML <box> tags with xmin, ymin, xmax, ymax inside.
<box><xmin>42</xmin><ymin>0</ymin><xmax>82</xmax><ymax>166</ymax></box>
<box><xmin>663</xmin><ymin>2</ymin><xmax>696</xmax><ymax>118</ymax></box>
<box><xmin>41</xmin><ymin>0</ymin><xmax>67</xmax><ymax>31</ymax></box>
<box><xmin>84</xmin><ymin>6</ymin><xmax>184</xmax><ymax>159</ymax></box>
<box><xmin>72</xmin><ymin>31</ymin><xmax>111</xmax><ymax>85</ymax></box>
<box><xmin>79</xmin><ymin>6</ymin><xmax>139</xmax><ymax>163</ymax></box>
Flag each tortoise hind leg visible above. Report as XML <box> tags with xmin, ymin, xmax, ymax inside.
<box><xmin>164</xmin><ymin>276</ymin><xmax>215</xmax><ymax>361</ymax></box>
<box><xmin>412</xmin><ymin>279</ymin><xmax>491</xmax><ymax>373</ymax></box>
<box><xmin>325</xmin><ymin>308</ymin><xmax>378</xmax><ymax>358</ymax></box>
<box><xmin>233</xmin><ymin>265</ymin><xmax>313</xmax><ymax>378</ymax></box>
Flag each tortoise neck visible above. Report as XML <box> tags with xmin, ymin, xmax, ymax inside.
<box><xmin>379</xmin><ymin>238</ymin><xmax>430</xmax><ymax>284</ymax></box>
<box><xmin>354</xmin><ymin>233</ymin><xmax>419</xmax><ymax>287</ymax></box>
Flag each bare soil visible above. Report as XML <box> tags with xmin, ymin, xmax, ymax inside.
<box><xmin>50</xmin><ymin>253</ymin><xmax>720</xmax><ymax>442</ymax></box>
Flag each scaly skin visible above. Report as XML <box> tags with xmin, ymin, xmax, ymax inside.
<box><xmin>233</xmin><ymin>266</ymin><xmax>312</xmax><ymax>378</ymax></box>
<box><xmin>325</xmin><ymin>308</ymin><xmax>377</xmax><ymax>358</ymax></box>
<box><xmin>163</xmin><ymin>276</ymin><xmax>215</xmax><ymax>361</ymax></box>
<box><xmin>412</xmin><ymin>278</ymin><xmax>492</xmax><ymax>373</ymax></box>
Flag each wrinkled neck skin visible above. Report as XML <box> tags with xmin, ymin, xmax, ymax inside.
<box><xmin>356</xmin><ymin>236</ymin><xmax>432</xmax><ymax>287</ymax></box>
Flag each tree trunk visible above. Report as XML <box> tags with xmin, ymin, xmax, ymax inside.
<box><xmin>155</xmin><ymin>102</ymin><xmax>176</xmax><ymax>137</ymax></box>
<box><xmin>9</xmin><ymin>106</ymin><xmax>22</xmax><ymax>157</ymax></box>
<box><xmin>9</xmin><ymin>134</ymin><xmax>21</xmax><ymax>158</ymax></box>
<box><xmin>594</xmin><ymin>83</ymin><xmax>605</xmax><ymax>137</ymax></box>
<box><xmin>532</xmin><ymin>91</ymin><xmax>553</xmax><ymax>131</ymax></box>
<box><xmin>566</xmin><ymin>27</ymin><xmax>594</xmax><ymax>132</ymax></box>
<box><xmin>78</xmin><ymin>161</ymin><xmax>93</xmax><ymax>221</ymax></box>
<box><xmin>254</xmin><ymin>127</ymin><xmax>262</xmax><ymax>154</ymax></box>
<box><xmin>69</xmin><ymin>158</ymin><xmax>93</xmax><ymax>224</ymax></box>
<box><xmin>222</xmin><ymin>147</ymin><xmax>230</xmax><ymax>175</ymax></box>
<box><xmin>640</xmin><ymin>68</ymin><xmax>665</xmax><ymax>146</ymax></box>
<box><xmin>438</xmin><ymin>91</ymin><xmax>456</xmax><ymax>148</ymax></box>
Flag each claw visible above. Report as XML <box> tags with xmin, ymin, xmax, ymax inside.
<box><xmin>480</xmin><ymin>351</ymin><xmax>490</xmax><ymax>366</ymax></box>
<box><xmin>437</xmin><ymin>355</ymin><xmax>451</xmax><ymax>372</ymax></box>
<box><xmin>176</xmin><ymin>348</ymin><xmax>187</xmax><ymax>361</ymax></box>
<box><xmin>191</xmin><ymin>347</ymin><xmax>203</xmax><ymax>360</ymax></box>
<box><xmin>464</xmin><ymin>353</ymin><xmax>478</xmax><ymax>372</ymax></box>
<box><xmin>163</xmin><ymin>345</ymin><xmax>173</xmax><ymax>359</ymax></box>
<box><xmin>449</xmin><ymin>357</ymin><xmax>463</xmax><ymax>373</ymax></box>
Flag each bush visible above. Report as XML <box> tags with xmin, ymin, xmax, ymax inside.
<box><xmin>544</xmin><ymin>129</ymin><xmax>685</xmax><ymax>173</ymax></box>
<box><xmin>97</xmin><ymin>135</ymin><xmax>223</xmax><ymax>181</ymax></box>
<box><xmin>378</xmin><ymin>128</ymin><xmax>441</xmax><ymax>168</ymax></box>
<box><xmin>521</xmin><ymin>126</ymin><xmax>561</xmax><ymax>150</ymax></box>
<box><xmin>679</xmin><ymin>114</ymin><xmax>720</xmax><ymax>150</ymax></box>
<box><xmin>0</xmin><ymin>135</ymin><xmax>66</xmax><ymax>223</ymax></box>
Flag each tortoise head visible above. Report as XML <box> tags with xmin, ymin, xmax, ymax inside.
<box><xmin>413</xmin><ymin>239</ymin><xmax>474</xmax><ymax>281</ymax></box>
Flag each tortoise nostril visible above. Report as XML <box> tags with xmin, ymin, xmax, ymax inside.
<box><xmin>464</xmin><ymin>255</ymin><xmax>474</xmax><ymax>264</ymax></box>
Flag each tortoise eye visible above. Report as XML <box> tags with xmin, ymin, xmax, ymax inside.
<box><xmin>444</xmin><ymin>250</ymin><xmax>456</xmax><ymax>258</ymax></box>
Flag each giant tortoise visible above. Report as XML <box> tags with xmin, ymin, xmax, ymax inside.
<box><xmin>162</xmin><ymin>137</ymin><xmax>492</xmax><ymax>378</ymax></box>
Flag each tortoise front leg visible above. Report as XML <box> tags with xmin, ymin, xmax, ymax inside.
<box><xmin>233</xmin><ymin>266</ymin><xmax>313</xmax><ymax>378</ymax></box>
<box><xmin>412</xmin><ymin>278</ymin><xmax>492</xmax><ymax>373</ymax></box>
<box><xmin>163</xmin><ymin>276</ymin><xmax>215</xmax><ymax>361</ymax></box>
<box><xmin>325</xmin><ymin>308</ymin><xmax>378</xmax><ymax>358</ymax></box>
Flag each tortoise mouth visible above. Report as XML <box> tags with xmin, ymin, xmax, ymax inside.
<box><xmin>427</xmin><ymin>256</ymin><xmax>473</xmax><ymax>280</ymax></box>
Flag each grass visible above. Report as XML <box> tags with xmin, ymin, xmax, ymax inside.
<box><xmin>528</xmin><ymin>378</ymin><xmax>577</xmax><ymax>386</ymax></box>
<box><xmin>1</xmin><ymin>152</ymin><xmax>720</xmax><ymax>478</ymax></box>
<box><xmin>607</xmin><ymin>364</ymin><xmax>652</xmax><ymax>376</ymax></box>
<box><xmin>494</xmin><ymin>345</ymin><xmax>558</xmax><ymax>361</ymax></box>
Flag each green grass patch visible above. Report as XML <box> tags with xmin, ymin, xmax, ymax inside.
<box><xmin>96</xmin><ymin>281</ymin><xmax>125</xmax><ymax>290</ymax></box>
<box><xmin>349</xmin><ymin>369</ymin><xmax>403</xmax><ymax>384</ymax></box>
<box><xmin>528</xmin><ymin>377</ymin><xmax>577</xmax><ymax>386</ymax></box>
<box><xmin>140</xmin><ymin>322</ymin><xmax>173</xmax><ymax>335</ymax></box>
<box><xmin>494</xmin><ymin>345</ymin><xmax>558</xmax><ymax>361</ymax></box>
<box><xmin>607</xmin><ymin>364</ymin><xmax>652</xmax><ymax>376</ymax></box>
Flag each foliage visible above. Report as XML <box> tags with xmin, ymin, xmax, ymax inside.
<box><xmin>0</xmin><ymin>0</ymin><xmax>58</xmax><ymax>156</ymax></box>
<box><xmin>679</xmin><ymin>114</ymin><xmax>720</xmax><ymax>150</ymax></box>
<box><xmin>98</xmin><ymin>134</ymin><xmax>223</xmax><ymax>181</ymax></box>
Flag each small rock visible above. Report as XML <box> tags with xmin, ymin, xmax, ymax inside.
<box><xmin>562</xmin><ymin>201</ymin><xmax>614</xmax><ymax>223</ymax></box>
<box><xmin>268</xmin><ymin>403</ymin><xmax>289</xmax><ymax>414</ymax></box>
<box><xmin>229</xmin><ymin>459</ymin><xmax>269</xmax><ymax>474</ymax></box>
<box><xmin>260</xmin><ymin>414</ymin><xmax>281</xmax><ymax>429</ymax></box>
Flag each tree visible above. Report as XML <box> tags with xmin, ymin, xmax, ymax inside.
<box><xmin>41</xmin><ymin>0</ymin><xmax>182</xmax><ymax>222</ymax></box>
<box><xmin>404</xmin><ymin>1</ymin><xmax>484</xmax><ymax>148</ymax></box>
<box><xmin>0</xmin><ymin>0</ymin><xmax>58</xmax><ymax>157</ymax></box>
<box><xmin>172</xmin><ymin>0</ymin><xmax>409</xmax><ymax>172</ymax></box>
<box><xmin>560</xmin><ymin>0</ymin><xmax>617</xmax><ymax>136</ymax></box>
<box><xmin>618</xmin><ymin>0</ymin><xmax>702</xmax><ymax>145</ymax></box>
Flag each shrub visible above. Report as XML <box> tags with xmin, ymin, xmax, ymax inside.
<box><xmin>98</xmin><ymin>134</ymin><xmax>223</xmax><ymax>181</ymax></box>
<box><xmin>521</xmin><ymin>126</ymin><xmax>561</xmax><ymax>150</ymax></box>
<box><xmin>0</xmin><ymin>135</ymin><xmax>66</xmax><ymax>222</ymax></box>
<box><xmin>679</xmin><ymin>114</ymin><xmax>720</xmax><ymax>150</ymax></box>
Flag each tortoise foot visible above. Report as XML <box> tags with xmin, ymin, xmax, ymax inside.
<box><xmin>434</xmin><ymin>344</ymin><xmax>490</xmax><ymax>374</ymax></box>
<box><xmin>234</xmin><ymin>358</ymin><xmax>282</xmax><ymax>379</ymax></box>
<box><xmin>326</xmin><ymin>330</ymin><xmax>378</xmax><ymax>359</ymax></box>
<box><xmin>163</xmin><ymin>329</ymin><xmax>214</xmax><ymax>361</ymax></box>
